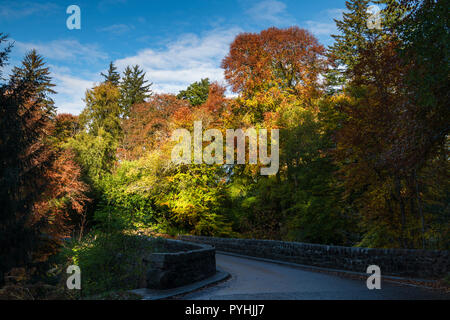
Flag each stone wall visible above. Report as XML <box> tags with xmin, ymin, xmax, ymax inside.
<box><xmin>178</xmin><ymin>236</ymin><xmax>449</xmax><ymax>279</ymax></box>
<box><xmin>144</xmin><ymin>239</ymin><xmax>216</xmax><ymax>289</ymax></box>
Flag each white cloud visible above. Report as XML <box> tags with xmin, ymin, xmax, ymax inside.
<box><xmin>10</xmin><ymin>27</ymin><xmax>243</xmax><ymax>114</ymax></box>
<box><xmin>49</xmin><ymin>65</ymin><xmax>98</xmax><ymax>114</ymax></box>
<box><xmin>98</xmin><ymin>0</ymin><xmax>128</xmax><ymax>10</ymax></box>
<box><xmin>326</xmin><ymin>8</ymin><xmax>346</xmax><ymax>20</ymax></box>
<box><xmin>52</xmin><ymin>73</ymin><xmax>96</xmax><ymax>114</ymax></box>
<box><xmin>0</xmin><ymin>1</ymin><xmax>58</xmax><ymax>19</ymax></box>
<box><xmin>246</xmin><ymin>0</ymin><xmax>293</xmax><ymax>25</ymax></box>
<box><xmin>98</xmin><ymin>24</ymin><xmax>134</xmax><ymax>35</ymax></box>
<box><xmin>115</xmin><ymin>28</ymin><xmax>242</xmax><ymax>94</ymax></box>
<box><xmin>13</xmin><ymin>39</ymin><xmax>107</xmax><ymax>63</ymax></box>
<box><xmin>303</xmin><ymin>8</ymin><xmax>345</xmax><ymax>37</ymax></box>
<box><xmin>304</xmin><ymin>21</ymin><xmax>337</xmax><ymax>36</ymax></box>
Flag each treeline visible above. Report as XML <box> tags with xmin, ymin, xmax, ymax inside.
<box><xmin>0</xmin><ymin>0</ymin><xmax>448</xmax><ymax>284</ymax></box>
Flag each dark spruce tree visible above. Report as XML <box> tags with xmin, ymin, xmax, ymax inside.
<box><xmin>10</xmin><ymin>49</ymin><xmax>56</xmax><ymax>116</ymax></box>
<box><xmin>394</xmin><ymin>0</ymin><xmax>449</xmax><ymax>152</ymax></box>
<box><xmin>328</xmin><ymin>0</ymin><xmax>382</xmax><ymax>80</ymax></box>
<box><xmin>101</xmin><ymin>61</ymin><xmax>121</xmax><ymax>86</ymax></box>
<box><xmin>0</xmin><ymin>33</ymin><xmax>12</xmax><ymax>81</ymax></box>
<box><xmin>0</xmin><ymin>48</ymin><xmax>56</xmax><ymax>284</ymax></box>
<box><xmin>120</xmin><ymin>65</ymin><xmax>152</xmax><ymax>117</ymax></box>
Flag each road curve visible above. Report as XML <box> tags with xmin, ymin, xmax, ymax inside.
<box><xmin>180</xmin><ymin>253</ymin><xmax>449</xmax><ymax>300</ymax></box>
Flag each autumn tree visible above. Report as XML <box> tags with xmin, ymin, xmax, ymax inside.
<box><xmin>387</xmin><ymin>0</ymin><xmax>449</xmax><ymax>248</ymax></box>
<box><xmin>33</xmin><ymin>149</ymin><xmax>90</xmax><ymax>250</ymax></box>
<box><xmin>222</xmin><ymin>27</ymin><xmax>327</xmax><ymax>123</ymax></box>
<box><xmin>218</xmin><ymin>27</ymin><xmax>354</xmax><ymax>243</ymax></box>
<box><xmin>41</xmin><ymin>113</ymin><xmax>90</xmax><ymax>243</ymax></box>
<box><xmin>325</xmin><ymin>0</ymin><xmax>449</xmax><ymax>248</ymax></box>
<box><xmin>326</xmin><ymin>0</ymin><xmax>408</xmax><ymax>247</ymax></box>
<box><xmin>222</xmin><ymin>27</ymin><xmax>327</xmax><ymax>97</ymax></box>
<box><xmin>101</xmin><ymin>87</ymin><xmax>236</xmax><ymax>236</ymax></box>
<box><xmin>201</xmin><ymin>82</ymin><xmax>229</xmax><ymax>113</ymax></box>
<box><xmin>0</xmin><ymin>48</ymin><xmax>56</xmax><ymax>282</ymax></box>
<box><xmin>121</xmin><ymin>94</ymin><xmax>190</xmax><ymax>160</ymax></box>
<box><xmin>52</xmin><ymin>113</ymin><xmax>81</xmax><ymax>145</ymax></box>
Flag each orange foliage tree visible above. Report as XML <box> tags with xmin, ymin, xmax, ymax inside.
<box><xmin>33</xmin><ymin>149</ymin><xmax>90</xmax><ymax>254</ymax></box>
<box><xmin>121</xmin><ymin>94</ymin><xmax>190</xmax><ymax>160</ymax></box>
<box><xmin>222</xmin><ymin>26</ymin><xmax>327</xmax><ymax>97</ymax></box>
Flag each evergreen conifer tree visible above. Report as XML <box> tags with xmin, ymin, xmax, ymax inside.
<box><xmin>120</xmin><ymin>65</ymin><xmax>152</xmax><ymax>117</ymax></box>
<box><xmin>0</xmin><ymin>48</ymin><xmax>55</xmax><ymax>283</ymax></box>
<box><xmin>0</xmin><ymin>33</ymin><xmax>12</xmax><ymax>82</ymax></box>
<box><xmin>101</xmin><ymin>61</ymin><xmax>121</xmax><ymax>86</ymax></box>
<box><xmin>329</xmin><ymin>0</ymin><xmax>381</xmax><ymax>77</ymax></box>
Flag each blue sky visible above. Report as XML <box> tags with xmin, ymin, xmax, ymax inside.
<box><xmin>1</xmin><ymin>0</ymin><xmax>348</xmax><ymax>114</ymax></box>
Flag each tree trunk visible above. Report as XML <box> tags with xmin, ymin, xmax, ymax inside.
<box><xmin>394</xmin><ymin>176</ymin><xmax>407</xmax><ymax>248</ymax></box>
<box><xmin>414</xmin><ymin>169</ymin><xmax>426</xmax><ymax>249</ymax></box>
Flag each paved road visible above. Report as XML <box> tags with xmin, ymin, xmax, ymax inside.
<box><xmin>181</xmin><ymin>253</ymin><xmax>449</xmax><ymax>300</ymax></box>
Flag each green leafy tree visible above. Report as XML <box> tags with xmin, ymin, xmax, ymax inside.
<box><xmin>394</xmin><ymin>0</ymin><xmax>449</xmax><ymax>165</ymax></box>
<box><xmin>79</xmin><ymin>82</ymin><xmax>122</xmax><ymax>139</ymax></box>
<box><xmin>155</xmin><ymin>164</ymin><xmax>234</xmax><ymax>237</ymax></box>
<box><xmin>66</xmin><ymin>129</ymin><xmax>117</xmax><ymax>190</ymax></box>
<box><xmin>93</xmin><ymin>156</ymin><xmax>164</xmax><ymax>232</ymax></box>
<box><xmin>177</xmin><ymin>78</ymin><xmax>210</xmax><ymax>106</ymax></box>
<box><xmin>391</xmin><ymin>0</ymin><xmax>449</xmax><ymax>249</ymax></box>
<box><xmin>75</xmin><ymin>83</ymin><xmax>122</xmax><ymax>199</ymax></box>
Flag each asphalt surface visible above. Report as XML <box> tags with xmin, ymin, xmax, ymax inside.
<box><xmin>180</xmin><ymin>253</ymin><xmax>449</xmax><ymax>300</ymax></box>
